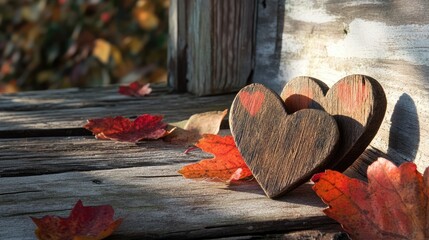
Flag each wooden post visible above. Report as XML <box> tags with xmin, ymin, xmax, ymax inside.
<box><xmin>169</xmin><ymin>0</ymin><xmax>258</xmax><ymax>96</ymax></box>
<box><xmin>168</xmin><ymin>0</ymin><xmax>188</xmax><ymax>93</ymax></box>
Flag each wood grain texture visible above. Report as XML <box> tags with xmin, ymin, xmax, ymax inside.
<box><xmin>254</xmin><ymin>0</ymin><xmax>429</xmax><ymax>175</ymax></box>
<box><xmin>0</xmin><ymin>88</ymin><xmax>348</xmax><ymax>239</ymax></box>
<box><xmin>185</xmin><ymin>0</ymin><xmax>257</xmax><ymax>96</ymax></box>
<box><xmin>0</xmin><ymin>166</ymin><xmax>340</xmax><ymax>239</ymax></box>
<box><xmin>0</xmin><ymin>87</ymin><xmax>234</xmax><ymax>132</ymax></box>
<box><xmin>280</xmin><ymin>75</ymin><xmax>387</xmax><ymax>172</ymax></box>
<box><xmin>0</xmin><ymin>136</ymin><xmax>206</xmax><ymax>177</ymax></box>
<box><xmin>230</xmin><ymin>84</ymin><xmax>339</xmax><ymax>198</ymax></box>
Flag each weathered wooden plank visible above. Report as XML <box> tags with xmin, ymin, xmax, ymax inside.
<box><xmin>0</xmin><ymin>87</ymin><xmax>164</xmax><ymax>111</ymax></box>
<box><xmin>0</xmin><ymin>87</ymin><xmax>224</xmax><ymax>111</ymax></box>
<box><xmin>280</xmin><ymin>230</ymin><xmax>349</xmax><ymax>240</ymax></box>
<box><xmin>0</xmin><ymin>88</ymin><xmax>234</xmax><ymax>131</ymax></box>
<box><xmin>0</xmin><ymin>136</ymin><xmax>211</xmax><ymax>177</ymax></box>
<box><xmin>254</xmin><ymin>0</ymin><xmax>429</xmax><ymax>173</ymax></box>
<box><xmin>0</xmin><ymin>165</ymin><xmax>341</xmax><ymax>239</ymax></box>
<box><xmin>185</xmin><ymin>0</ymin><xmax>257</xmax><ymax>96</ymax></box>
<box><xmin>0</xmin><ymin>131</ymin><xmax>380</xmax><ymax>178</ymax></box>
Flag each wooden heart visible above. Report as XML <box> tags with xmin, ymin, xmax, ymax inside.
<box><xmin>229</xmin><ymin>84</ymin><xmax>339</xmax><ymax>198</ymax></box>
<box><xmin>280</xmin><ymin>74</ymin><xmax>387</xmax><ymax>172</ymax></box>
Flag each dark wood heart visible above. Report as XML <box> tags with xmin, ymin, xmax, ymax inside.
<box><xmin>229</xmin><ymin>84</ymin><xmax>339</xmax><ymax>198</ymax></box>
<box><xmin>280</xmin><ymin>74</ymin><xmax>387</xmax><ymax>172</ymax></box>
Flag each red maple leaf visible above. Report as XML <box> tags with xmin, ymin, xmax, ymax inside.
<box><xmin>312</xmin><ymin>158</ymin><xmax>429</xmax><ymax>239</ymax></box>
<box><xmin>31</xmin><ymin>200</ymin><xmax>123</xmax><ymax>240</ymax></box>
<box><xmin>178</xmin><ymin>134</ymin><xmax>252</xmax><ymax>182</ymax></box>
<box><xmin>84</xmin><ymin>114</ymin><xmax>169</xmax><ymax>142</ymax></box>
<box><xmin>118</xmin><ymin>81</ymin><xmax>152</xmax><ymax>97</ymax></box>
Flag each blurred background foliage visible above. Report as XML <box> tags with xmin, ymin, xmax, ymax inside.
<box><xmin>0</xmin><ymin>0</ymin><xmax>169</xmax><ymax>93</ymax></box>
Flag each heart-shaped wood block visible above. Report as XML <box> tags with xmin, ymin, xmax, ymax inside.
<box><xmin>280</xmin><ymin>74</ymin><xmax>387</xmax><ymax>172</ymax></box>
<box><xmin>229</xmin><ymin>84</ymin><xmax>340</xmax><ymax>198</ymax></box>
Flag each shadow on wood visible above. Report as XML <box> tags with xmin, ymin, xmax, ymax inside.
<box><xmin>387</xmin><ymin>93</ymin><xmax>420</xmax><ymax>164</ymax></box>
<box><xmin>225</xmin><ymin>181</ymin><xmax>329</xmax><ymax>207</ymax></box>
<box><xmin>346</xmin><ymin>94</ymin><xmax>421</xmax><ymax>180</ymax></box>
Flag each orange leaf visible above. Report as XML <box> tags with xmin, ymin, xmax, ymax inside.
<box><xmin>0</xmin><ymin>79</ymin><xmax>19</xmax><ymax>94</ymax></box>
<box><xmin>133</xmin><ymin>8</ymin><xmax>159</xmax><ymax>30</ymax></box>
<box><xmin>84</xmin><ymin>114</ymin><xmax>169</xmax><ymax>142</ymax></box>
<box><xmin>31</xmin><ymin>200</ymin><xmax>123</xmax><ymax>240</ymax></box>
<box><xmin>178</xmin><ymin>134</ymin><xmax>252</xmax><ymax>181</ymax></box>
<box><xmin>312</xmin><ymin>158</ymin><xmax>428</xmax><ymax>239</ymax></box>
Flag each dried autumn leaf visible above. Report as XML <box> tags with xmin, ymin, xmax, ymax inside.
<box><xmin>178</xmin><ymin>134</ymin><xmax>252</xmax><ymax>181</ymax></box>
<box><xmin>118</xmin><ymin>81</ymin><xmax>152</xmax><ymax>97</ymax></box>
<box><xmin>312</xmin><ymin>157</ymin><xmax>429</xmax><ymax>240</ymax></box>
<box><xmin>165</xmin><ymin>110</ymin><xmax>228</xmax><ymax>145</ymax></box>
<box><xmin>133</xmin><ymin>7</ymin><xmax>159</xmax><ymax>30</ymax></box>
<box><xmin>84</xmin><ymin>114</ymin><xmax>169</xmax><ymax>142</ymax></box>
<box><xmin>0</xmin><ymin>80</ymin><xmax>19</xmax><ymax>94</ymax></box>
<box><xmin>92</xmin><ymin>39</ymin><xmax>111</xmax><ymax>64</ymax></box>
<box><xmin>184</xmin><ymin>109</ymin><xmax>228</xmax><ymax>135</ymax></box>
<box><xmin>31</xmin><ymin>200</ymin><xmax>123</xmax><ymax>240</ymax></box>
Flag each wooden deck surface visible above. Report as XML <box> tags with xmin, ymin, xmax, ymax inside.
<box><xmin>0</xmin><ymin>87</ymin><xmax>346</xmax><ymax>239</ymax></box>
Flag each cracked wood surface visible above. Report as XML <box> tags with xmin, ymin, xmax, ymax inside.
<box><xmin>0</xmin><ymin>87</ymin><xmax>346</xmax><ymax>239</ymax></box>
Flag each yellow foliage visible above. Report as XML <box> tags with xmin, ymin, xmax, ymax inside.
<box><xmin>93</xmin><ymin>39</ymin><xmax>112</xmax><ymax>64</ymax></box>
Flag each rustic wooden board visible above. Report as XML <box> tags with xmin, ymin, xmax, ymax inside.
<box><xmin>0</xmin><ymin>87</ymin><xmax>354</xmax><ymax>239</ymax></box>
<box><xmin>254</xmin><ymin>0</ymin><xmax>429</xmax><ymax>173</ymax></box>
<box><xmin>0</xmin><ymin>165</ymin><xmax>342</xmax><ymax>239</ymax></box>
<box><xmin>0</xmin><ymin>87</ymin><xmax>234</xmax><ymax>132</ymax></box>
<box><xmin>0</xmin><ymin>132</ymin><xmax>382</xmax><ymax>179</ymax></box>
<box><xmin>230</xmin><ymin>84</ymin><xmax>339</xmax><ymax>198</ymax></box>
<box><xmin>0</xmin><ymin>86</ymin><xmax>168</xmax><ymax>110</ymax></box>
<box><xmin>0</xmin><ymin>136</ymin><xmax>210</xmax><ymax>177</ymax></box>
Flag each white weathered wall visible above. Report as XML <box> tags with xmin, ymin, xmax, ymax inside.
<box><xmin>254</xmin><ymin>0</ymin><xmax>429</xmax><ymax>172</ymax></box>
